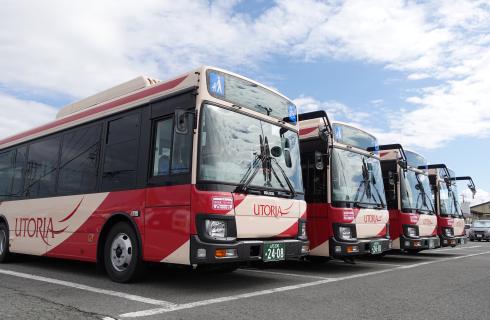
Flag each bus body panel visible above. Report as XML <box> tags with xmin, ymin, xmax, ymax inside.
<box><xmin>1</xmin><ymin>193</ymin><xmax>108</xmax><ymax>257</ymax></box>
<box><xmin>0</xmin><ymin>66</ymin><xmax>309</xmax><ymax>270</ymax></box>
<box><xmin>233</xmin><ymin>194</ymin><xmax>304</xmax><ymax>238</ymax></box>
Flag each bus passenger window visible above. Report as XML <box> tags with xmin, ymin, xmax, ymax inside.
<box><xmin>152</xmin><ymin>118</ymin><xmax>173</xmax><ymax>176</ymax></box>
<box><xmin>171</xmin><ymin>113</ymin><xmax>192</xmax><ymax>174</ymax></box>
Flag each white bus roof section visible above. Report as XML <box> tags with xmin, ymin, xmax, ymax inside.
<box><xmin>299</xmin><ymin>118</ymin><xmax>324</xmax><ymax>140</ymax></box>
<box><xmin>56</xmin><ymin>76</ymin><xmax>161</xmax><ymax>119</ymax></box>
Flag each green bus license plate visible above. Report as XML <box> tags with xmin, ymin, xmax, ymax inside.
<box><xmin>370</xmin><ymin>241</ymin><xmax>382</xmax><ymax>255</ymax></box>
<box><xmin>263</xmin><ymin>242</ymin><xmax>285</xmax><ymax>262</ymax></box>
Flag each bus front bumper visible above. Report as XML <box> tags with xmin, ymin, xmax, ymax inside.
<box><xmin>440</xmin><ymin>235</ymin><xmax>466</xmax><ymax>247</ymax></box>
<box><xmin>400</xmin><ymin>235</ymin><xmax>441</xmax><ymax>250</ymax></box>
<box><xmin>329</xmin><ymin>237</ymin><xmax>391</xmax><ymax>257</ymax></box>
<box><xmin>189</xmin><ymin>235</ymin><xmax>309</xmax><ymax>265</ymax></box>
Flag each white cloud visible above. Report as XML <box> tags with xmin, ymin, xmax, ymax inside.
<box><xmin>0</xmin><ymin>0</ymin><xmax>489</xmax><ymax>150</ymax></box>
<box><xmin>0</xmin><ymin>93</ymin><xmax>57</xmax><ymax>139</ymax></box>
<box><xmin>462</xmin><ymin>188</ymin><xmax>490</xmax><ymax>207</ymax></box>
<box><xmin>294</xmin><ymin>95</ymin><xmax>370</xmax><ymax>124</ymax></box>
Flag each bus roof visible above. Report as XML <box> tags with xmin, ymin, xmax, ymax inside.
<box><xmin>0</xmin><ymin>66</ymin><xmax>296</xmax><ymax>151</ymax></box>
<box><xmin>56</xmin><ymin>76</ymin><xmax>161</xmax><ymax>119</ymax></box>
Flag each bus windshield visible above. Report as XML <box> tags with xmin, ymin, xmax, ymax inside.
<box><xmin>331</xmin><ymin>148</ymin><xmax>386</xmax><ymax>207</ymax></box>
<box><xmin>401</xmin><ymin>170</ymin><xmax>434</xmax><ymax>214</ymax></box>
<box><xmin>439</xmin><ymin>182</ymin><xmax>460</xmax><ymax>217</ymax></box>
<box><xmin>198</xmin><ymin>104</ymin><xmax>303</xmax><ymax>193</ymax></box>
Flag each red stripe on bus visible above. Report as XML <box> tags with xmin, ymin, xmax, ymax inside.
<box><xmin>58</xmin><ymin>198</ymin><xmax>84</xmax><ymax>223</ymax></box>
<box><xmin>299</xmin><ymin>127</ymin><xmax>316</xmax><ymax>136</ymax></box>
<box><xmin>0</xmin><ymin>75</ymin><xmax>188</xmax><ymax>147</ymax></box>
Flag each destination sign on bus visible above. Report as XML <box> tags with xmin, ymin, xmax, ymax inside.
<box><xmin>332</xmin><ymin>123</ymin><xmax>378</xmax><ymax>151</ymax></box>
<box><xmin>206</xmin><ymin>69</ymin><xmax>297</xmax><ymax>123</ymax></box>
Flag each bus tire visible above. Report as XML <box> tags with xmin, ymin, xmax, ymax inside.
<box><xmin>0</xmin><ymin>223</ymin><xmax>10</xmax><ymax>263</ymax></box>
<box><xmin>104</xmin><ymin>222</ymin><xmax>144</xmax><ymax>283</ymax></box>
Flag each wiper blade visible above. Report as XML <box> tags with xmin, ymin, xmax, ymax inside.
<box><xmin>271</xmin><ymin>158</ymin><xmax>296</xmax><ymax>197</ymax></box>
<box><xmin>234</xmin><ymin>153</ymin><xmax>262</xmax><ymax>194</ymax></box>
<box><xmin>353</xmin><ymin>201</ymin><xmax>383</xmax><ymax>209</ymax></box>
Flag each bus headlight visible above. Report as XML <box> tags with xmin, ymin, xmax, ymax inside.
<box><xmin>205</xmin><ymin>220</ymin><xmax>227</xmax><ymax>239</ymax></box>
<box><xmin>406</xmin><ymin>226</ymin><xmax>418</xmax><ymax>238</ymax></box>
<box><xmin>338</xmin><ymin>226</ymin><xmax>355</xmax><ymax>241</ymax></box>
<box><xmin>298</xmin><ymin>221</ymin><xmax>307</xmax><ymax>240</ymax></box>
<box><xmin>444</xmin><ymin>227</ymin><xmax>453</xmax><ymax>237</ymax></box>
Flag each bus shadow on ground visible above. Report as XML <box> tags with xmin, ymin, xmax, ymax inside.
<box><xmin>262</xmin><ymin>259</ymin><xmax>383</xmax><ymax>276</ymax></box>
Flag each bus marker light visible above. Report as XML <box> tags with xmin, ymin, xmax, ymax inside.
<box><xmin>197</xmin><ymin>248</ymin><xmax>207</xmax><ymax>258</ymax></box>
<box><xmin>215</xmin><ymin>249</ymin><xmax>237</xmax><ymax>258</ymax></box>
<box><xmin>301</xmin><ymin>245</ymin><xmax>309</xmax><ymax>254</ymax></box>
<box><xmin>346</xmin><ymin>246</ymin><xmax>359</xmax><ymax>253</ymax></box>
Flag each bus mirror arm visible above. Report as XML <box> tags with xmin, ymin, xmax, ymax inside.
<box><xmin>398</xmin><ymin>159</ymin><xmax>408</xmax><ymax>171</ymax></box>
<box><xmin>175</xmin><ymin>109</ymin><xmax>197</xmax><ymax>134</ymax></box>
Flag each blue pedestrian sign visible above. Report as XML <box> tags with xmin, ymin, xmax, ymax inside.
<box><xmin>209</xmin><ymin>72</ymin><xmax>225</xmax><ymax>97</ymax></box>
<box><xmin>288</xmin><ymin>104</ymin><xmax>297</xmax><ymax>123</ymax></box>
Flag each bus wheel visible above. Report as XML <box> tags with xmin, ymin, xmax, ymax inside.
<box><xmin>0</xmin><ymin>223</ymin><xmax>10</xmax><ymax>263</ymax></box>
<box><xmin>104</xmin><ymin>222</ymin><xmax>143</xmax><ymax>283</ymax></box>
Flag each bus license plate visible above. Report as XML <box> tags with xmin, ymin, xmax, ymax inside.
<box><xmin>263</xmin><ymin>242</ymin><xmax>285</xmax><ymax>262</ymax></box>
<box><xmin>370</xmin><ymin>241</ymin><xmax>382</xmax><ymax>255</ymax></box>
<box><xmin>477</xmin><ymin>234</ymin><xmax>482</xmax><ymax>238</ymax></box>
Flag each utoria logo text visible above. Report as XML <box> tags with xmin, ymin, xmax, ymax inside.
<box><xmin>254</xmin><ymin>203</ymin><xmax>294</xmax><ymax>217</ymax></box>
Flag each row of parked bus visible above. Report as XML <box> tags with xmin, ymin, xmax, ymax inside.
<box><xmin>0</xmin><ymin>67</ymin><xmax>477</xmax><ymax>282</ymax></box>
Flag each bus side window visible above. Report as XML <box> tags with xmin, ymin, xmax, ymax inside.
<box><xmin>11</xmin><ymin>146</ymin><xmax>27</xmax><ymax>198</ymax></box>
<box><xmin>171</xmin><ymin>113</ymin><xmax>192</xmax><ymax>174</ymax></box>
<box><xmin>151</xmin><ymin>114</ymin><xmax>192</xmax><ymax>178</ymax></box>
<box><xmin>0</xmin><ymin>150</ymin><xmax>15</xmax><ymax>200</ymax></box>
<box><xmin>102</xmin><ymin>113</ymin><xmax>140</xmax><ymax>190</ymax></box>
<box><xmin>152</xmin><ymin>118</ymin><xmax>173</xmax><ymax>176</ymax></box>
<box><xmin>25</xmin><ymin>136</ymin><xmax>61</xmax><ymax>198</ymax></box>
<box><xmin>58</xmin><ymin>123</ymin><xmax>102</xmax><ymax>195</ymax></box>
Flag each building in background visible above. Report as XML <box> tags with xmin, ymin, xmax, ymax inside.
<box><xmin>471</xmin><ymin>201</ymin><xmax>490</xmax><ymax>220</ymax></box>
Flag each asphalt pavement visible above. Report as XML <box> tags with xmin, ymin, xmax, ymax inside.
<box><xmin>1</xmin><ymin>242</ymin><xmax>489</xmax><ymax>320</ymax></box>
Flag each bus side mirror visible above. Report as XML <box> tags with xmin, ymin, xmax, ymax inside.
<box><xmin>319</xmin><ymin>129</ymin><xmax>329</xmax><ymax>147</ymax></box>
<box><xmin>283</xmin><ymin>137</ymin><xmax>292</xmax><ymax>168</ymax></box>
<box><xmin>398</xmin><ymin>159</ymin><xmax>408</xmax><ymax>171</ymax></box>
<box><xmin>175</xmin><ymin>109</ymin><xmax>191</xmax><ymax>135</ymax></box>
<box><xmin>314</xmin><ymin>151</ymin><xmax>324</xmax><ymax>170</ymax></box>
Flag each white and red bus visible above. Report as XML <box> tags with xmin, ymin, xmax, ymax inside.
<box><xmin>378</xmin><ymin>146</ymin><xmax>440</xmax><ymax>252</ymax></box>
<box><xmin>299</xmin><ymin>111</ymin><xmax>391</xmax><ymax>261</ymax></box>
<box><xmin>0</xmin><ymin>67</ymin><xmax>308</xmax><ymax>282</ymax></box>
<box><xmin>427</xmin><ymin>165</ymin><xmax>474</xmax><ymax>247</ymax></box>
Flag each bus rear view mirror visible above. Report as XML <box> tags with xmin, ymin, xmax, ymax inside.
<box><xmin>398</xmin><ymin>159</ymin><xmax>408</xmax><ymax>171</ymax></box>
<box><xmin>314</xmin><ymin>151</ymin><xmax>324</xmax><ymax>171</ymax></box>
<box><xmin>271</xmin><ymin>146</ymin><xmax>282</xmax><ymax>157</ymax></box>
<box><xmin>175</xmin><ymin>109</ymin><xmax>189</xmax><ymax>135</ymax></box>
<box><xmin>282</xmin><ymin>138</ymin><xmax>292</xmax><ymax>168</ymax></box>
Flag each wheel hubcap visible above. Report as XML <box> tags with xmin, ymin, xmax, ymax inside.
<box><xmin>0</xmin><ymin>230</ymin><xmax>6</xmax><ymax>256</ymax></box>
<box><xmin>110</xmin><ymin>233</ymin><xmax>133</xmax><ymax>272</ymax></box>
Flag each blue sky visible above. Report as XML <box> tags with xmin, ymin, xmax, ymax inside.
<box><xmin>0</xmin><ymin>0</ymin><xmax>489</xmax><ymax>204</ymax></box>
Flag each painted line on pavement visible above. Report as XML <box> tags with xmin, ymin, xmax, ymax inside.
<box><xmin>0</xmin><ymin>268</ymin><xmax>176</xmax><ymax>308</ymax></box>
<box><xmin>426</xmin><ymin>245</ymin><xmax>482</xmax><ymax>253</ymax></box>
<box><xmin>120</xmin><ymin>250</ymin><xmax>490</xmax><ymax>318</ymax></box>
<box><xmin>237</xmin><ymin>268</ymin><xmax>329</xmax><ymax>280</ymax></box>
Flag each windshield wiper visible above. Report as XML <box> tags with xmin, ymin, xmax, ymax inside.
<box><xmin>353</xmin><ymin>201</ymin><xmax>383</xmax><ymax>209</ymax></box>
<box><xmin>270</xmin><ymin>158</ymin><xmax>296</xmax><ymax>197</ymax></box>
<box><xmin>255</xmin><ymin>104</ymin><xmax>273</xmax><ymax>116</ymax></box>
<box><xmin>234</xmin><ymin>135</ymin><xmax>296</xmax><ymax>197</ymax></box>
<box><xmin>234</xmin><ymin>153</ymin><xmax>263</xmax><ymax>194</ymax></box>
<box><xmin>354</xmin><ymin>158</ymin><xmax>372</xmax><ymax>203</ymax></box>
